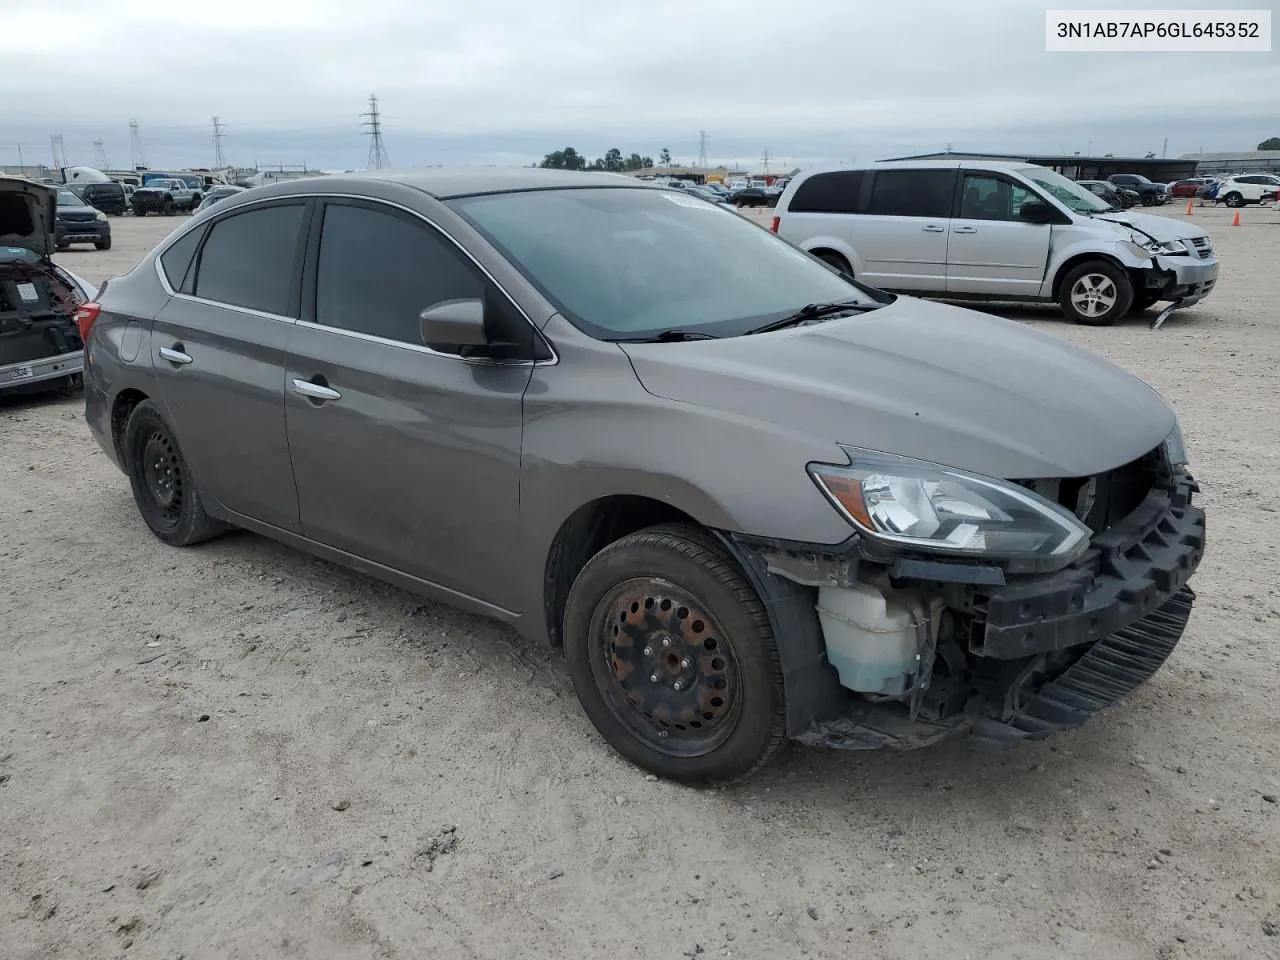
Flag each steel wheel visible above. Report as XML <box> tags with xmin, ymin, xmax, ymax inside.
<box><xmin>141</xmin><ymin>428</ymin><xmax>185</xmax><ymax>532</ymax></box>
<box><xmin>1069</xmin><ymin>273</ymin><xmax>1118</xmax><ymax>320</ymax></box>
<box><xmin>592</xmin><ymin>579</ymin><xmax>741</xmax><ymax>757</ymax></box>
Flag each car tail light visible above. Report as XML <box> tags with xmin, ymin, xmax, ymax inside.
<box><xmin>769</xmin><ymin>216</ymin><xmax>780</xmax><ymax>233</ymax></box>
<box><xmin>74</xmin><ymin>301</ymin><xmax>102</xmax><ymax>340</ymax></box>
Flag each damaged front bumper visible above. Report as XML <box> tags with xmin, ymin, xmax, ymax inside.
<box><xmin>1141</xmin><ymin>252</ymin><xmax>1219</xmax><ymax>309</ymax></box>
<box><xmin>719</xmin><ymin>472</ymin><xmax>1205</xmax><ymax>752</ymax></box>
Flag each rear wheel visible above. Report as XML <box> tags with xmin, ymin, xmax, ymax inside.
<box><xmin>123</xmin><ymin>400</ymin><xmax>229</xmax><ymax>546</ymax></box>
<box><xmin>1058</xmin><ymin>260</ymin><xmax>1133</xmax><ymax>326</ymax></box>
<box><xmin>1223</xmin><ymin>192</ymin><xmax>1244</xmax><ymax>208</ymax></box>
<box><xmin>563</xmin><ymin>524</ymin><xmax>786</xmax><ymax>784</ymax></box>
<box><xmin>815</xmin><ymin>251</ymin><xmax>852</xmax><ymax>276</ymax></box>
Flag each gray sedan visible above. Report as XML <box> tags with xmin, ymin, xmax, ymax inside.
<box><xmin>81</xmin><ymin>170</ymin><xmax>1205</xmax><ymax>783</ymax></box>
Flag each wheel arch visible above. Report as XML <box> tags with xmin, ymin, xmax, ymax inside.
<box><xmin>1051</xmin><ymin>251</ymin><xmax>1133</xmax><ymax>301</ymax></box>
<box><xmin>110</xmin><ymin>387</ymin><xmax>150</xmax><ymax>463</ymax></box>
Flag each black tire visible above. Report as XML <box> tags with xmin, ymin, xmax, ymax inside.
<box><xmin>1058</xmin><ymin>260</ymin><xmax>1133</xmax><ymax>326</ymax></box>
<box><xmin>563</xmin><ymin>523</ymin><xmax>786</xmax><ymax>784</ymax></box>
<box><xmin>95</xmin><ymin>237</ymin><xmax>112</xmax><ymax>251</ymax></box>
<box><xmin>123</xmin><ymin>400</ymin><xmax>229</xmax><ymax>546</ymax></box>
<box><xmin>1128</xmin><ymin>292</ymin><xmax>1161</xmax><ymax>314</ymax></box>
<box><xmin>1223</xmin><ymin>192</ymin><xmax>1244</xmax><ymax>208</ymax></box>
<box><xmin>162</xmin><ymin>197</ymin><xmax>174</xmax><ymax>216</ymax></box>
<box><xmin>815</xmin><ymin>251</ymin><xmax>852</xmax><ymax>276</ymax></box>
<box><xmin>133</xmin><ymin>208</ymin><xmax>145</xmax><ymax>217</ymax></box>
<box><xmin>55</xmin><ymin>240</ymin><xmax>70</xmax><ymax>251</ymax></box>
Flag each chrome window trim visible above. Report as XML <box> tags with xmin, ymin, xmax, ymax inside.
<box><xmin>150</xmin><ymin>191</ymin><xmax>558</xmax><ymax>366</ymax></box>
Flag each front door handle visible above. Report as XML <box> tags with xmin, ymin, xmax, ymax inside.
<box><xmin>292</xmin><ymin>378</ymin><xmax>342</xmax><ymax>402</ymax></box>
<box><xmin>921</xmin><ymin>224</ymin><xmax>945</xmax><ymax>233</ymax></box>
<box><xmin>952</xmin><ymin>226</ymin><xmax>978</xmax><ymax>234</ymax></box>
<box><xmin>158</xmin><ymin>345</ymin><xmax>193</xmax><ymax>365</ymax></box>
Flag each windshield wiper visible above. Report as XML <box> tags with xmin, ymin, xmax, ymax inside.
<box><xmin>746</xmin><ymin>300</ymin><xmax>878</xmax><ymax>335</ymax></box>
<box><xmin>612</xmin><ymin>329</ymin><xmax>719</xmax><ymax>343</ymax></box>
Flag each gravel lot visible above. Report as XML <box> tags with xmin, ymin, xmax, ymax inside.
<box><xmin>4</xmin><ymin>204</ymin><xmax>1279</xmax><ymax>960</ymax></box>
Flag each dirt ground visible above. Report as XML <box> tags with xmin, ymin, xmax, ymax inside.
<box><xmin>3</xmin><ymin>203</ymin><xmax>1279</xmax><ymax>960</ymax></box>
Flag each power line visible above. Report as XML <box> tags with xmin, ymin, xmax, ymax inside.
<box><xmin>129</xmin><ymin>119</ymin><xmax>147</xmax><ymax>170</ymax></box>
<box><xmin>93</xmin><ymin>139</ymin><xmax>110</xmax><ymax>169</ymax></box>
<box><xmin>212</xmin><ymin>116</ymin><xmax>228</xmax><ymax>168</ymax></box>
<box><xmin>361</xmin><ymin>94</ymin><xmax>390</xmax><ymax>171</ymax></box>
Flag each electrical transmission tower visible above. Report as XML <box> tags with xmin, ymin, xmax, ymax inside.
<box><xmin>760</xmin><ymin>149</ymin><xmax>771</xmax><ymax>175</ymax></box>
<box><xmin>129</xmin><ymin>119</ymin><xmax>147</xmax><ymax>170</ymax></box>
<box><xmin>93</xmin><ymin>139</ymin><xmax>111</xmax><ymax>169</ymax></box>
<box><xmin>212</xmin><ymin>116</ymin><xmax>228</xmax><ymax>168</ymax></box>
<box><xmin>361</xmin><ymin>95</ymin><xmax>390</xmax><ymax>171</ymax></box>
<box><xmin>698</xmin><ymin>130</ymin><xmax>709</xmax><ymax>169</ymax></box>
<box><xmin>50</xmin><ymin>134</ymin><xmax>66</xmax><ymax>171</ymax></box>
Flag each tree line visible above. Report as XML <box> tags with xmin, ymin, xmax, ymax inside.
<box><xmin>540</xmin><ymin>146</ymin><xmax>674</xmax><ymax>172</ymax></box>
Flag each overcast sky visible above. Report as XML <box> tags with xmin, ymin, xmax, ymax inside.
<box><xmin>2</xmin><ymin>0</ymin><xmax>1275</xmax><ymax>172</ymax></box>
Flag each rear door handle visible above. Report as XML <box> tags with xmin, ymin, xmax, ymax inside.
<box><xmin>158</xmin><ymin>345</ymin><xmax>193</xmax><ymax>365</ymax></box>
<box><xmin>921</xmin><ymin>224</ymin><xmax>945</xmax><ymax>233</ymax></box>
<box><xmin>292</xmin><ymin>378</ymin><xmax>342</xmax><ymax>402</ymax></box>
<box><xmin>952</xmin><ymin>226</ymin><xmax>978</xmax><ymax>234</ymax></box>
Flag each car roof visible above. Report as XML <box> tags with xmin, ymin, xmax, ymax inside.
<box><xmin>241</xmin><ymin>168</ymin><xmax>645</xmax><ymax>202</ymax></box>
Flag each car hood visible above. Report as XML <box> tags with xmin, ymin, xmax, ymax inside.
<box><xmin>0</xmin><ymin>177</ymin><xmax>56</xmax><ymax>259</ymax></box>
<box><xmin>56</xmin><ymin>203</ymin><xmax>100</xmax><ymax>217</ymax></box>
<box><xmin>619</xmin><ymin>297</ymin><xmax>1175</xmax><ymax>480</ymax></box>
<box><xmin>1090</xmin><ymin>211</ymin><xmax>1207</xmax><ymax>242</ymax></box>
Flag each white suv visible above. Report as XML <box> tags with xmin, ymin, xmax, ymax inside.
<box><xmin>1215</xmin><ymin>174</ymin><xmax>1280</xmax><ymax>207</ymax></box>
<box><xmin>771</xmin><ymin>160</ymin><xmax>1219</xmax><ymax>326</ymax></box>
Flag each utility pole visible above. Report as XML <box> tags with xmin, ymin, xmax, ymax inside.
<box><xmin>129</xmin><ymin>119</ymin><xmax>147</xmax><ymax>170</ymax></box>
<box><xmin>16</xmin><ymin>143</ymin><xmax>23</xmax><ymax>168</ymax></box>
<box><xmin>212</xmin><ymin>116</ymin><xmax>228</xmax><ymax>169</ymax></box>
<box><xmin>698</xmin><ymin>130</ymin><xmax>708</xmax><ymax>169</ymax></box>
<box><xmin>93</xmin><ymin>139</ymin><xmax>110</xmax><ymax>169</ymax></box>
<box><xmin>50</xmin><ymin>134</ymin><xmax>66</xmax><ymax>172</ymax></box>
<box><xmin>362</xmin><ymin>94</ymin><xmax>390</xmax><ymax>171</ymax></box>
<box><xmin>1162</xmin><ymin>136</ymin><xmax>1168</xmax><ymax>159</ymax></box>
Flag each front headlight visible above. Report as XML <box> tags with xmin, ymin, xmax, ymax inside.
<box><xmin>1163</xmin><ymin>420</ymin><xmax>1190</xmax><ymax>473</ymax></box>
<box><xmin>809</xmin><ymin>447</ymin><xmax>1092</xmax><ymax>563</ymax></box>
<box><xmin>94</xmin><ymin>211</ymin><xmax>107</xmax><ymax>221</ymax></box>
<box><xmin>1127</xmin><ymin>232</ymin><xmax>1188</xmax><ymax>256</ymax></box>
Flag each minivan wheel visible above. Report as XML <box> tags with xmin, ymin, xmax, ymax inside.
<box><xmin>123</xmin><ymin>400</ymin><xmax>228</xmax><ymax>546</ymax></box>
<box><xmin>1059</xmin><ymin>261</ymin><xmax>1133</xmax><ymax>326</ymax></box>
<box><xmin>815</xmin><ymin>251</ymin><xmax>852</xmax><ymax>276</ymax></box>
<box><xmin>563</xmin><ymin>523</ymin><xmax>786</xmax><ymax>784</ymax></box>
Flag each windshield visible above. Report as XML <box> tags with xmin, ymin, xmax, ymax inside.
<box><xmin>448</xmin><ymin>187</ymin><xmax>874</xmax><ymax>339</ymax></box>
<box><xmin>57</xmin><ymin>190</ymin><xmax>81</xmax><ymax>206</ymax></box>
<box><xmin>1016</xmin><ymin>166</ymin><xmax>1111</xmax><ymax>214</ymax></box>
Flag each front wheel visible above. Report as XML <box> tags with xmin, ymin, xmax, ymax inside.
<box><xmin>1222</xmin><ymin>192</ymin><xmax>1244</xmax><ymax>208</ymax></box>
<box><xmin>563</xmin><ymin>524</ymin><xmax>786</xmax><ymax>784</ymax></box>
<box><xmin>123</xmin><ymin>400</ymin><xmax>229</xmax><ymax>546</ymax></box>
<box><xmin>95</xmin><ymin>237</ymin><xmax>112</xmax><ymax>251</ymax></box>
<box><xmin>162</xmin><ymin>197</ymin><xmax>174</xmax><ymax>216</ymax></box>
<box><xmin>1058</xmin><ymin>260</ymin><xmax>1134</xmax><ymax>326</ymax></box>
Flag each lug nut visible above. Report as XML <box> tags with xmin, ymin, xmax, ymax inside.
<box><xmin>662</xmin><ymin>638</ymin><xmax>671</xmax><ymax>648</ymax></box>
<box><xmin>650</xmin><ymin>673</ymin><xmax>659</xmax><ymax>683</ymax></box>
<box><xmin>643</xmin><ymin>646</ymin><xmax>652</xmax><ymax>657</ymax></box>
<box><xmin>673</xmin><ymin>681</ymin><xmax>683</xmax><ymax>691</ymax></box>
<box><xmin>681</xmin><ymin>658</ymin><xmax>691</xmax><ymax>669</ymax></box>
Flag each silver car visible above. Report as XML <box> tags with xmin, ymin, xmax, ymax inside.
<box><xmin>773</xmin><ymin>160</ymin><xmax>1219</xmax><ymax>326</ymax></box>
<box><xmin>80</xmin><ymin>170</ymin><xmax>1205</xmax><ymax>782</ymax></box>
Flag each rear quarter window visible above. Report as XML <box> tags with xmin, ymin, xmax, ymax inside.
<box><xmin>866</xmin><ymin>169</ymin><xmax>955</xmax><ymax>218</ymax></box>
<box><xmin>788</xmin><ymin>171</ymin><xmax>866</xmax><ymax>214</ymax></box>
<box><xmin>191</xmin><ymin>204</ymin><xmax>306</xmax><ymax>315</ymax></box>
<box><xmin>158</xmin><ymin>226</ymin><xmax>205</xmax><ymax>293</ymax></box>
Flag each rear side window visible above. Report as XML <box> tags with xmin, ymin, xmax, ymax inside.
<box><xmin>158</xmin><ymin>226</ymin><xmax>204</xmax><ymax>293</ymax></box>
<box><xmin>193</xmin><ymin>204</ymin><xmax>306</xmax><ymax>315</ymax></box>
<box><xmin>314</xmin><ymin>202</ymin><xmax>485</xmax><ymax>345</ymax></box>
<box><xmin>788</xmin><ymin>171</ymin><xmax>866</xmax><ymax>214</ymax></box>
<box><xmin>867</xmin><ymin>170</ymin><xmax>954</xmax><ymax>218</ymax></box>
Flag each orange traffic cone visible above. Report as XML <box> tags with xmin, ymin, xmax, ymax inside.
<box><xmin>1185</xmin><ymin>199</ymin><xmax>1194</xmax><ymax>215</ymax></box>
<box><xmin>1232</xmin><ymin>211</ymin><xmax>1242</xmax><ymax>226</ymax></box>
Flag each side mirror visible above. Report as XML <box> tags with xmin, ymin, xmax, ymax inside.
<box><xmin>1019</xmin><ymin>201</ymin><xmax>1053</xmax><ymax>224</ymax></box>
<box><xmin>420</xmin><ymin>298</ymin><xmax>487</xmax><ymax>348</ymax></box>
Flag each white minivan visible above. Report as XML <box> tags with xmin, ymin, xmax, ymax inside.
<box><xmin>771</xmin><ymin>160</ymin><xmax>1219</xmax><ymax>325</ymax></box>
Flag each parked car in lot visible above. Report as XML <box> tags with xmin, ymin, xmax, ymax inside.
<box><xmin>194</xmin><ymin>185</ymin><xmax>247</xmax><ymax>212</ymax></box>
<box><xmin>1213</xmin><ymin>174</ymin><xmax>1280</xmax><ymax>207</ymax></box>
<box><xmin>1077</xmin><ymin>180</ymin><xmax>1138</xmax><ymax>209</ymax></box>
<box><xmin>0</xmin><ymin>177</ymin><xmax>99</xmax><ymax>392</ymax></box>
<box><xmin>1105</xmin><ymin>174</ymin><xmax>1168</xmax><ymax>206</ymax></box>
<box><xmin>730</xmin><ymin>185</ymin><xmax>775</xmax><ymax>207</ymax></box>
<box><xmin>1169</xmin><ymin>177</ymin><xmax>1216</xmax><ymax>198</ymax></box>
<box><xmin>67</xmin><ymin>180</ymin><xmax>128</xmax><ymax>216</ymax></box>
<box><xmin>132</xmin><ymin>177</ymin><xmax>202</xmax><ymax>216</ymax></box>
<box><xmin>79</xmin><ymin>169</ymin><xmax>1205</xmax><ymax>782</ymax></box>
<box><xmin>54</xmin><ymin>187</ymin><xmax>112</xmax><ymax>250</ymax></box>
<box><xmin>772</xmin><ymin>160</ymin><xmax>1218</xmax><ymax>325</ymax></box>
<box><xmin>682</xmin><ymin>185</ymin><xmax>731</xmax><ymax>205</ymax></box>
